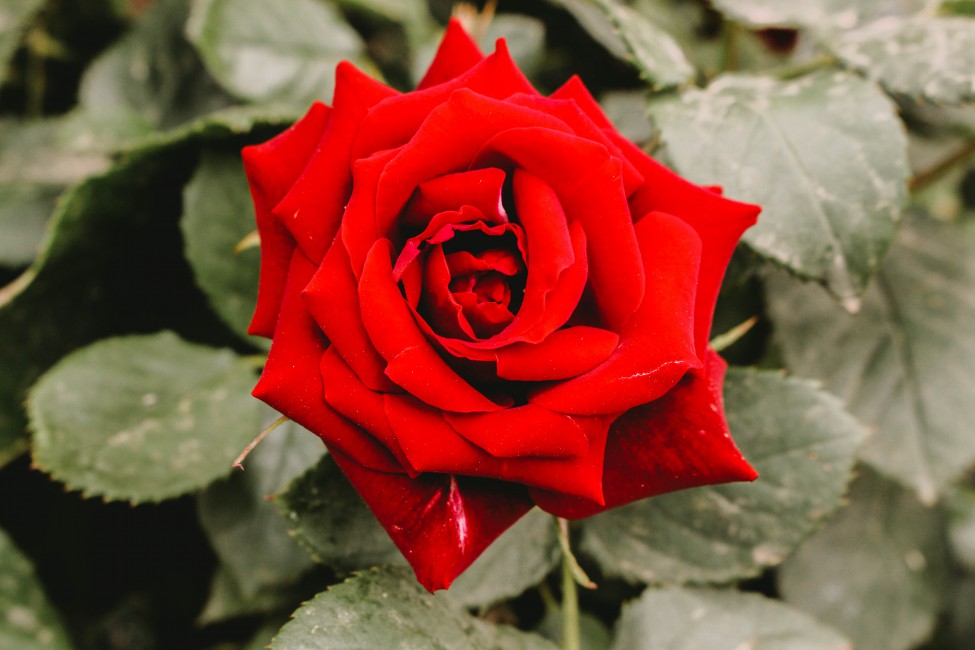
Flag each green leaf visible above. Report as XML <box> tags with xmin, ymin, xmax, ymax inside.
<box><xmin>765</xmin><ymin>215</ymin><xmax>975</xmax><ymax>504</ymax></box>
<box><xmin>828</xmin><ymin>17</ymin><xmax>975</xmax><ymax>105</ymax></box>
<box><xmin>186</xmin><ymin>0</ymin><xmax>366</xmax><ymax>107</ymax></box>
<box><xmin>0</xmin><ymin>106</ymin><xmax>294</xmax><ymax>469</ymax></box>
<box><xmin>0</xmin><ymin>0</ymin><xmax>44</xmax><ymax>81</ymax></box>
<box><xmin>0</xmin><ymin>529</ymin><xmax>72</xmax><ymax>650</ymax></box>
<box><xmin>181</xmin><ymin>148</ymin><xmax>266</xmax><ymax>349</ymax></box>
<box><xmin>0</xmin><ymin>119</ymin><xmax>111</xmax><ymax>268</ymax></box>
<box><xmin>612</xmin><ymin>587</ymin><xmax>850</xmax><ymax>650</ymax></box>
<box><xmin>78</xmin><ymin>0</ymin><xmax>233</xmax><ymax>138</ymax></box>
<box><xmin>198</xmin><ymin>414</ymin><xmax>324</xmax><ymax>601</ymax></box>
<box><xmin>270</xmin><ymin>566</ymin><xmax>559</xmax><ymax>650</ymax></box>
<box><xmin>710</xmin><ymin>0</ymin><xmax>929</xmax><ymax>30</ymax></box>
<box><xmin>277</xmin><ymin>454</ymin><xmax>404</xmax><ymax>572</ymax></box>
<box><xmin>653</xmin><ymin>71</ymin><xmax>908</xmax><ymax>304</ymax></box>
<box><xmin>550</xmin><ymin>0</ymin><xmax>694</xmax><ymax>89</ymax></box>
<box><xmin>778</xmin><ymin>467</ymin><xmax>949</xmax><ymax>650</ymax></box>
<box><xmin>29</xmin><ymin>331</ymin><xmax>261</xmax><ymax>502</ymax></box>
<box><xmin>581</xmin><ymin>368</ymin><xmax>865</xmax><ymax>585</ymax></box>
<box><xmin>446</xmin><ymin>508</ymin><xmax>560</xmax><ymax>608</ymax></box>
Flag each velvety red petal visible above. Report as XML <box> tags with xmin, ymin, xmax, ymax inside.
<box><xmin>404</xmin><ymin>168</ymin><xmax>508</xmax><ymax>227</ymax></box>
<box><xmin>320</xmin><ymin>347</ymin><xmax>418</xmax><ymax>477</ymax></box>
<box><xmin>252</xmin><ymin>252</ymin><xmax>400</xmax><ymax>473</ymax></box>
<box><xmin>373</xmin><ymin>89</ymin><xmax>571</xmax><ymax>235</ymax></box>
<box><xmin>444</xmin><ymin>405</ymin><xmax>589</xmax><ymax>458</ymax></box>
<box><xmin>352</xmin><ymin>40</ymin><xmax>537</xmax><ymax>160</ymax></box>
<box><xmin>385</xmin><ymin>395</ymin><xmax>610</xmax><ymax>503</ymax></box>
<box><xmin>529</xmin><ymin>212</ymin><xmax>702</xmax><ymax>414</ymax></box>
<box><xmin>358</xmin><ymin>239</ymin><xmax>504</xmax><ymax>412</ymax></box>
<box><xmin>341</xmin><ymin>149</ymin><xmax>398</xmax><ymax>278</ymax></box>
<box><xmin>302</xmin><ymin>239</ymin><xmax>397</xmax><ymax>392</ymax></box>
<box><xmin>612</xmin><ymin>133</ymin><xmax>759</xmax><ymax>354</ymax></box>
<box><xmin>472</xmin><ymin>127</ymin><xmax>644</xmax><ymax>331</ymax></box>
<box><xmin>416</xmin><ymin>18</ymin><xmax>485</xmax><ymax>90</ymax></box>
<box><xmin>550</xmin><ymin>76</ymin><xmax>614</xmax><ymax>130</ymax></box>
<box><xmin>508</xmin><ymin>92</ymin><xmax>644</xmax><ymax>196</ymax></box>
<box><xmin>330</xmin><ymin>450</ymin><xmax>534</xmax><ymax>591</ymax></box>
<box><xmin>242</xmin><ymin>102</ymin><xmax>330</xmax><ymax>337</ymax></box>
<box><xmin>273</xmin><ymin>62</ymin><xmax>398</xmax><ymax>264</ymax></box>
<box><xmin>495</xmin><ymin>326</ymin><xmax>619</xmax><ymax>381</ymax></box>
<box><xmin>530</xmin><ymin>349</ymin><xmax>758</xmax><ymax>519</ymax></box>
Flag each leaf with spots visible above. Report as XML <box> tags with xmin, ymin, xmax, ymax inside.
<box><xmin>779</xmin><ymin>467</ymin><xmax>950</xmax><ymax>650</ymax></box>
<box><xmin>766</xmin><ymin>214</ymin><xmax>975</xmax><ymax>504</ymax></box>
<box><xmin>580</xmin><ymin>368</ymin><xmax>865</xmax><ymax>585</ymax></box>
<box><xmin>276</xmin><ymin>454</ymin><xmax>405</xmax><ymax>573</ymax></box>
<box><xmin>652</xmin><ymin>71</ymin><xmax>908</xmax><ymax>305</ymax></box>
<box><xmin>612</xmin><ymin>587</ymin><xmax>850</xmax><ymax>650</ymax></box>
<box><xmin>827</xmin><ymin>17</ymin><xmax>975</xmax><ymax>105</ymax></box>
<box><xmin>269</xmin><ymin>566</ymin><xmax>558</xmax><ymax>650</ymax></box>
<box><xmin>0</xmin><ymin>528</ymin><xmax>72</xmax><ymax>650</ymax></box>
<box><xmin>29</xmin><ymin>331</ymin><xmax>262</xmax><ymax>503</ymax></box>
<box><xmin>710</xmin><ymin>0</ymin><xmax>931</xmax><ymax>31</ymax></box>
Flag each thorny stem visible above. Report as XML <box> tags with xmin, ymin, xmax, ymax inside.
<box><xmin>556</xmin><ymin>517</ymin><xmax>596</xmax><ymax>650</ymax></box>
<box><xmin>910</xmin><ymin>137</ymin><xmax>975</xmax><ymax>193</ymax></box>
<box><xmin>233</xmin><ymin>415</ymin><xmax>289</xmax><ymax>469</ymax></box>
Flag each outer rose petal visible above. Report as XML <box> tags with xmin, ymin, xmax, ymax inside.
<box><xmin>417</xmin><ymin>19</ymin><xmax>484</xmax><ymax>90</ymax></box>
<box><xmin>529</xmin><ymin>212</ymin><xmax>702</xmax><ymax>414</ymax></box>
<box><xmin>530</xmin><ymin>348</ymin><xmax>758</xmax><ymax>519</ymax></box>
<box><xmin>330</xmin><ymin>450</ymin><xmax>534</xmax><ymax>591</ymax></box>
<box><xmin>253</xmin><ymin>252</ymin><xmax>401</xmax><ymax>473</ymax></box>
<box><xmin>243</xmin><ymin>102</ymin><xmax>330</xmax><ymax>336</ymax></box>
<box><xmin>273</xmin><ymin>63</ymin><xmax>398</xmax><ymax>264</ymax></box>
<box><xmin>552</xmin><ymin>74</ymin><xmax>760</xmax><ymax>353</ymax></box>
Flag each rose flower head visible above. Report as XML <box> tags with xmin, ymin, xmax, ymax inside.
<box><xmin>243</xmin><ymin>20</ymin><xmax>760</xmax><ymax>591</ymax></box>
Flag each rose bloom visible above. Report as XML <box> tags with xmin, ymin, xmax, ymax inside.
<box><xmin>244</xmin><ymin>21</ymin><xmax>759</xmax><ymax>591</ymax></box>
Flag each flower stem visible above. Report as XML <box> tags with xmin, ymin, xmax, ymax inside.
<box><xmin>561</xmin><ymin>546</ymin><xmax>580</xmax><ymax>650</ymax></box>
<box><xmin>556</xmin><ymin>517</ymin><xmax>595</xmax><ymax>650</ymax></box>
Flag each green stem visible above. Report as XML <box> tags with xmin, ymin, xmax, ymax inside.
<box><xmin>555</xmin><ymin>518</ymin><xmax>595</xmax><ymax>650</ymax></box>
<box><xmin>561</xmin><ymin>546</ymin><xmax>580</xmax><ymax>650</ymax></box>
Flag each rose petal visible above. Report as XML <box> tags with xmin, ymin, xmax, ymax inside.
<box><xmin>302</xmin><ymin>238</ymin><xmax>398</xmax><ymax>392</ymax></box>
<box><xmin>508</xmin><ymin>93</ymin><xmax>644</xmax><ymax>196</ymax></box>
<box><xmin>444</xmin><ymin>405</ymin><xmax>589</xmax><ymax>458</ymax></box>
<box><xmin>373</xmin><ymin>89</ymin><xmax>572</xmax><ymax>235</ymax></box>
<box><xmin>385</xmin><ymin>395</ymin><xmax>610</xmax><ymax>503</ymax></box>
<box><xmin>320</xmin><ymin>347</ymin><xmax>418</xmax><ymax>477</ymax></box>
<box><xmin>243</xmin><ymin>102</ymin><xmax>330</xmax><ymax>337</ymax></box>
<box><xmin>358</xmin><ymin>238</ymin><xmax>504</xmax><ymax>412</ymax></box>
<box><xmin>273</xmin><ymin>62</ymin><xmax>398</xmax><ymax>264</ymax></box>
<box><xmin>341</xmin><ymin>149</ymin><xmax>399</xmax><ymax>279</ymax></box>
<box><xmin>495</xmin><ymin>326</ymin><xmax>619</xmax><ymax>381</ymax></box>
<box><xmin>421</xmin><ymin>244</ymin><xmax>477</xmax><ymax>340</ymax></box>
<box><xmin>352</xmin><ymin>40</ymin><xmax>537</xmax><ymax>160</ymax></box>
<box><xmin>417</xmin><ymin>19</ymin><xmax>485</xmax><ymax>90</ymax></box>
<box><xmin>330</xmin><ymin>450</ymin><xmax>534</xmax><ymax>591</ymax></box>
<box><xmin>404</xmin><ymin>168</ymin><xmax>507</xmax><ymax>228</ymax></box>
<box><xmin>550</xmin><ymin>75</ymin><xmax>614</xmax><ymax>129</ymax></box>
<box><xmin>530</xmin><ymin>349</ymin><xmax>759</xmax><ymax>519</ymax></box>
<box><xmin>529</xmin><ymin>212</ymin><xmax>702</xmax><ymax>414</ymax></box>
<box><xmin>472</xmin><ymin>127</ymin><xmax>644</xmax><ymax>331</ymax></box>
<box><xmin>253</xmin><ymin>252</ymin><xmax>400</xmax><ymax>472</ymax></box>
<box><xmin>613</xmin><ymin>133</ymin><xmax>760</xmax><ymax>354</ymax></box>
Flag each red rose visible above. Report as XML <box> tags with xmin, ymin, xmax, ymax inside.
<box><xmin>243</xmin><ymin>21</ymin><xmax>759</xmax><ymax>591</ymax></box>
